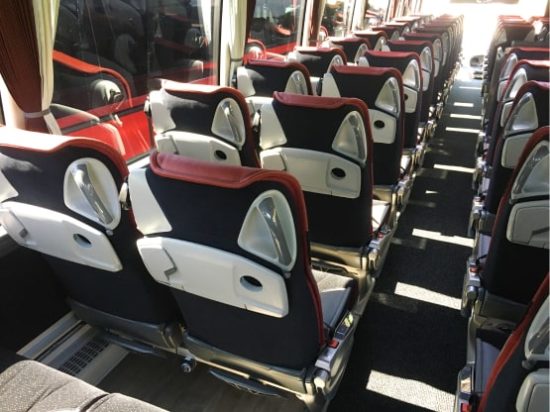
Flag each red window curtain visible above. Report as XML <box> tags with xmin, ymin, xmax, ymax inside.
<box><xmin>0</xmin><ymin>0</ymin><xmax>48</xmax><ymax>132</ymax></box>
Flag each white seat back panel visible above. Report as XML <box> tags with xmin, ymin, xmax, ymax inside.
<box><xmin>261</xmin><ymin>147</ymin><xmax>361</xmax><ymax>199</ymax></box>
<box><xmin>137</xmin><ymin>237</ymin><xmax>289</xmax><ymax>318</ymax></box>
<box><xmin>501</xmin><ymin>133</ymin><xmax>531</xmax><ymax>169</ymax></box>
<box><xmin>0</xmin><ymin>202</ymin><xmax>122</xmax><ymax>272</ymax></box>
<box><xmin>369</xmin><ymin>109</ymin><xmax>397</xmax><ymax>144</ymax></box>
<box><xmin>156</xmin><ymin>131</ymin><xmax>241</xmax><ymax>166</ymax></box>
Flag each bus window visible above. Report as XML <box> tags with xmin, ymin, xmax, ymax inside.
<box><xmin>248</xmin><ymin>0</ymin><xmax>305</xmax><ymax>56</ymax></box>
<box><xmin>53</xmin><ymin>0</ymin><xmax>221</xmax><ymax>161</ymax></box>
<box><xmin>364</xmin><ymin>0</ymin><xmax>390</xmax><ymax>28</ymax></box>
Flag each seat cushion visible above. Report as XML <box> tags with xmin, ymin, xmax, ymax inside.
<box><xmin>372</xmin><ymin>199</ymin><xmax>391</xmax><ymax>232</ymax></box>
<box><xmin>0</xmin><ymin>360</ymin><xmax>106</xmax><ymax>411</ymax></box>
<box><xmin>313</xmin><ymin>269</ymin><xmax>354</xmax><ymax>331</ymax></box>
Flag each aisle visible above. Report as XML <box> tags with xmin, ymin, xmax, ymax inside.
<box><xmin>329</xmin><ymin>77</ymin><xmax>482</xmax><ymax>412</ymax></box>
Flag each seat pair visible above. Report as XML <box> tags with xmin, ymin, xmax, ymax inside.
<box><xmin>461</xmin><ymin>127</ymin><xmax>549</xmax><ymax>369</ymax></box>
<box><xmin>0</xmin><ymin>125</ymin><xmax>359</xmax><ymax>410</ymax></box>
<box><xmin>149</xmin><ymin>79</ymin><xmax>392</xmax><ymax>284</ymax></box>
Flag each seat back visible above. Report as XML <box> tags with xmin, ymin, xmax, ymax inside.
<box><xmin>353</xmin><ymin>30</ymin><xmax>388</xmax><ymax>51</ymax></box>
<box><xmin>477</xmin><ymin>275</ymin><xmax>549</xmax><ymax>412</ymax></box>
<box><xmin>329</xmin><ymin>37</ymin><xmax>371</xmax><ymax>64</ymax></box>
<box><xmin>0</xmin><ymin>128</ymin><xmax>177</xmax><ymax>338</ymax></box>
<box><xmin>128</xmin><ymin>153</ymin><xmax>324</xmax><ymax>369</ymax></box>
<box><xmin>322</xmin><ymin>65</ymin><xmax>404</xmax><ymax>186</ymax></box>
<box><xmin>237</xmin><ymin>59</ymin><xmax>313</xmax><ymax>98</ymax></box>
<box><xmin>402</xmin><ymin>33</ymin><xmax>445</xmax><ymax>99</ymax></box>
<box><xmin>258</xmin><ymin>92</ymin><xmax>374</xmax><ymax>247</ymax></box>
<box><xmin>287</xmin><ymin>47</ymin><xmax>347</xmax><ymax>78</ymax></box>
<box><xmin>148</xmin><ymin>82</ymin><xmax>260</xmax><ymax>167</ymax></box>
<box><xmin>481</xmin><ymin>129</ymin><xmax>549</xmax><ymax>306</ymax></box>
<box><xmin>361</xmin><ymin>50</ymin><xmax>422</xmax><ymax>148</ymax></box>
<box><xmin>388</xmin><ymin>39</ymin><xmax>436</xmax><ymax>121</ymax></box>
<box><xmin>485</xmin><ymin>86</ymin><xmax>549</xmax><ymax>215</ymax></box>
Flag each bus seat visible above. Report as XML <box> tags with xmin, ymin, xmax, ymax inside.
<box><xmin>287</xmin><ymin>47</ymin><xmax>347</xmax><ymax>94</ymax></box>
<box><xmin>353</xmin><ymin>30</ymin><xmax>388</xmax><ymax>51</ymax></box>
<box><xmin>0</xmin><ymin>128</ymin><xmax>180</xmax><ymax>350</ymax></box>
<box><xmin>329</xmin><ymin>37</ymin><xmax>371</xmax><ymax>64</ymax></box>
<box><xmin>258</xmin><ymin>92</ymin><xmax>392</xmax><ymax>284</ymax></box>
<box><xmin>321</xmin><ymin>65</ymin><xmax>407</xmax><ymax>197</ymax></box>
<box><xmin>361</xmin><ymin>50</ymin><xmax>424</xmax><ymax>168</ymax></box>
<box><xmin>388</xmin><ymin>39</ymin><xmax>437</xmax><ymax>142</ymax></box>
<box><xmin>236</xmin><ymin>59</ymin><xmax>312</xmax><ymax>113</ymax></box>
<box><xmin>148</xmin><ymin>81</ymin><xmax>260</xmax><ymax>167</ymax></box>
<box><xmin>128</xmin><ymin>152</ymin><xmax>358</xmax><ymax>409</ymax></box>
<box><xmin>462</xmin><ymin>129</ymin><xmax>549</xmax><ymax>335</ymax></box>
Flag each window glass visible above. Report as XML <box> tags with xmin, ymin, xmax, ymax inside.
<box><xmin>53</xmin><ymin>0</ymin><xmax>220</xmax><ymax>160</ymax></box>
<box><xmin>248</xmin><ymin>0</ymin><xmax>304</xmax><ymax>56</ymax></box>
<box><xmin>364</xmin><ymin>0</ymin><xmax>389</xmax><ymax>28</ymax></box>
<box><xmin>321</xmin><ymin>0</ymin><xmax>354</xmax><ymax>37</ymax></box>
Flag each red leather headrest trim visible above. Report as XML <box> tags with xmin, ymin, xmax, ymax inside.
<box><xmin>272</xmin><ymin>92</ymin><xmax>372</xmax><ymax>131</ymax></box>
<box><xmin>364</xmin><ymin>50</ymin><xmax>420</xmax><ymax>61</ymax></box>
<box><xmin>354</xmin><ymin>30</ymin><xmax>388</xmax><ymax>40</ymax></box>
<box><xmin>246</xmin><ymin>59</ymin><xmax>312</xmax><ymax>77</ymax></box>
<box><xmin>0</xmin><ymin>126</ymin><xmax>128</xmax><ymax>177</ymax></box>
<box><xmin>507</xmin><ymin>47</ymin><xmax>550</xmax><ymax>55</ymax></box>
<box><xmin>508</xmin><ymin>59</ymin><xmax>550</xmax><ymax>83</ymax></box>
<box><xmin>331</xmin><ymin>64</ymin><xmax>403</xmax><ymax>81</ymax></box>
<box><xmin>389</xmin><ymin>39</ymin><xmax>434</xmax><ymax>48</ymax></box>
<box><xmin>294</xmin><ymin>47</ymin><xmax>347</xmax><ymax>63</ymax></box>
<box><xmin>53</xmin><ymin>50</ymin><xmax>132</xmax><ymax>100</ymax></box>
<box><xmin>331</xmin><ymin>37</ymin><xmax>371</xmax><ymax>48</ymax></box>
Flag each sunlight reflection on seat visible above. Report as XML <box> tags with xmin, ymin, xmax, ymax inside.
<box><xmin>366</xmin><ymin>370</ymin><xmax>455</xmax><ymax>412</ymax></box>
<box><xmin>412</xmin><ymin>228</ymin><xmax>474</xmax><ymax>248</ymax></box>
<box><xmin>394</xmin><ymin>282</ymin><xmax>461</xmax><ymax>310</ymax></box>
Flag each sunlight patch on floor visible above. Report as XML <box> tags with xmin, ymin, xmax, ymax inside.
<box><xmin>394</xmin><ymin>282</ymin><xmax>461</xmax><ymax>310</ymax></box>
<box><xmin>450</xmin><ymin>113</ymin><xmax>482</xmax><ymax>120</ymax></box>
<box><xmin>453</xmin><ymin>102</ymin><xmax>474</xmax><ymax>107</ymax></box>
<box><xmin>366</xmin><ymin>370</ymin><xmax>455</xmax><ymax>412</ymax></box>
<box><xmin>446</xmin><ymin>127</ymin><xmax>480</xmax><ymax>134</ymax></box>
<box><xmin>412</xmin><ymin>228</ymin><xmax>474</xmax><ymax>248</ymax></box>
<box><xmin>458</xmin><ymin>86</ymin><xmax>482</xmax><ymax>90</ymax></box>
<box><xmin>433</xmin><ymin>164</ymin><xmax>475</xmax><ymax>174</ymax></box>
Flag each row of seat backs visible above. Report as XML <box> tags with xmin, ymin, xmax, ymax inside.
<box><xmin>0</xmin><ymin>126</ymin><xmax>348</xmax><ymax>370</ymax></box>
<box><xmin>485</xmin><ymin>16</ymin><xmax>548</xmax><ymax>84</ymax></box>
<box><xmin>481</xmin><ymin>127</ymin><xmax>549</xmax><ymax>306</ymax></box>
<box><xmin>485</xmin><ymin>60</ymin><xmax>550</xmax><ymax>167</ymax></box>
<box><xmin>484</xmin><ymin>82</ymin><xmax>549</xmax><ymax>216</ymax></box>
<box><xmin>483</xmin><ymin>46</ymin><xmax>549</xmax><ymax>135</ymax></box>
<box><xmin>477</xmin><ymin>274</ymin><xmax>549</xmax><ymax>412</ymax></box>
<box><xmin>149</xmin><ymin>81</ymin><xmax>376</xmax><ymax>248</ymax></box>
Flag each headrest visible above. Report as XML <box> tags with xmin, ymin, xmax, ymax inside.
<box><xmin>0</xmin><ymin>127</ymin><xmax>127</xmax><ymax>177</ymax></box>
<box><xmin>149</xmin><ymin>82</ymin><xmax>249</xmax><ymax>149</ymax></box>
<box><xmin>261</xmin><ymin>92</ymin><xmax>370</xmax><ymax>166</ymax></box>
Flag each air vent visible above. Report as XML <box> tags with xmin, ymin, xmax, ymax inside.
<box><xmin>59</xmin><ymin>337</ymin><xmax>109</xmax><ymax>376</ymax></box>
